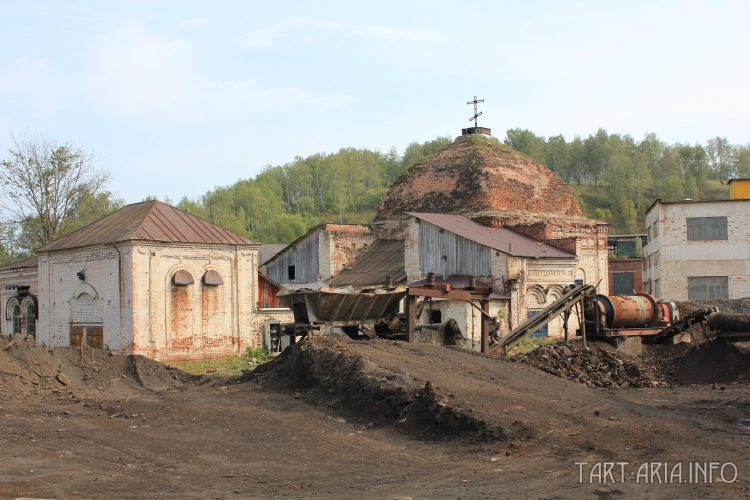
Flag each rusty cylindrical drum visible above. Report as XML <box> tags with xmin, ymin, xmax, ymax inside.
<box><xmin>594</xmin><ymin>293</ymin><xmax>660</xmax><ymax>328</ymax></box>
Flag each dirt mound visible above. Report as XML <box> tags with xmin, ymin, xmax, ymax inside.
<box><xmin>0</xmin><ymin>335</ymin><xmax>195</xmax><ymax>400</ymax></box>
<box><xmin>679</xmin><ymin>341</ymin><xmax>750</xmax><ymax>384</ymax></box>
<box><xmin>246</xmin><ymin>336</ymin><xmax>512</xmax><ymax>441</ymax></box>
<box><xmin>514</xmin><ymin>339</ymin><xmax>750</xmax><ymax>388</ymax></box>
<box><xmin>677</xmin><ymin>298</ymin><xmax>750</xmax><ymax>315</ymax></box>
<box><xmin>512</xmin><ymin>342</ymin><xmax>666</xmax><ymax>388</ymax></box>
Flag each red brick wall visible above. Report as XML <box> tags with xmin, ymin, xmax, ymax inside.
<box><xmin>609</xmin><ymin>259</ymin><xmax>643</xmax><ymax>294</ymax></box>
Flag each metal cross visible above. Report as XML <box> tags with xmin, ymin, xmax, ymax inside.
<box><xmin>467</xmin><ymin>95</ymin><xmax>484</xmax><ymax>127</ymax></box>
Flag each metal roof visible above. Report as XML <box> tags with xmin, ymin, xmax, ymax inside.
<box><xmin>408</xmin><ymin>212</ymin><xmax>575</xmax><ymax>259</ymax></box>
<box><xmin>326</xmin><ymin>239</ymin><xmax>406</xmax><ymax>288</ymax></box>
<box><xmin>259</xmin><ymin>244</ymin><xmax>288</xmax><ymax>265</ymax></box>
<box><xmin>0</xmin><ymin>255</ymin><xmax>38</xmax><ymax>272</ymax></box>
<box><xmin>38</xmin><ymin>201</ymin><xmax>255</xmax><ymax>252</ymax></box>
<box><xmin>261</xmin><ymin>223</ymin><xmax>369</xmax><ymax>268</ymax></box>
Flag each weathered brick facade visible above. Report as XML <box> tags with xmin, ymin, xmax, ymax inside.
<box><xmin>643</xmin><ymin>199</ymin><xmax>750</xmax><ymax>300</ymax></box>
<box><xmin>34</xmin><ymin>240</ymin><xmax>284</xmax><ymax>360</ymax></box>
<box><xmin>0</xmin><ymin>257</ymin><xmax>39</xmax><ymax>338</ymax></box>
<box><xmin>262</xmin><ymin>224</ymin><xmax>376</xmax><ymax>290</ymax></box>
<box><xmin>390</xmin><ymin>132</ymin><xmax>607</xmax><ymax>345</ymax></box>
<box><xmin>609</xmin><ymin>259</ymin><xmax>643</xmax><ymax>295</ymax></box>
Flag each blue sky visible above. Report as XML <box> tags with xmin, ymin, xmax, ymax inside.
<box><xmin>1</xmin><ymin>1</ymin><xmax>748</xmax><ymax>203</ymax></box>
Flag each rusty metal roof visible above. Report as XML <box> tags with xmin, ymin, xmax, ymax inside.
<box><xmin>327</xmin><ymin>239</ymin><xmax>406</xmax><ymax>288</ymax></box>
<box><xmin>408</xmin><ymin>212</ymin><xmax>575</xmax><ymax>259</ymax></box>
<box><xmin>38</xmin><ymin>201</ymin><xmax>255</xmax><ymax>252</ymax></box>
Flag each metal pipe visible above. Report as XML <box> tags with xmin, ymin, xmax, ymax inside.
<box><xmin>707</xmin><ymin>312</ymin><xmax>750</xmax><ymax>332</ymax></box>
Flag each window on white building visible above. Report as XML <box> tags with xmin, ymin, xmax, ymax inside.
<box><xmin>688</xmin><ymin>276</ymin><xmax>729</xmax><ymax>300</ymax></box>
<box><xmin>687</xmin><ymin>217</ymin><xmax>728</xmax><ymax>241</ymax></box>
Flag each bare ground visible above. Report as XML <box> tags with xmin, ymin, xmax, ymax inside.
<box><xmin>1</xmin><ymin>335</ymin><xmax>749</xmax><ymax>498</ymax></box>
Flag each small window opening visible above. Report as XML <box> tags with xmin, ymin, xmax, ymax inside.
<box><xmin>430</xmin><ymin>309</ymin><xmax>442</xmax><ymax>324</ymax></box>
<box><xmin>288</xmin><ymin>265</ymin><xmax>296</xmax><ymax>280</ymax></box>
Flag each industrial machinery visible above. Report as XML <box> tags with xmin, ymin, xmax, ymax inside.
<box><xmin>278</xmin><ymin>287</ymin><xmax>407</xmax><ymax>340</ymax></box>
<box><xmin>705</xmin><ymin>312</ymin><xmax>750</xmax><ymax>342</ymax></box>
<box><xmin>583</xmin><ymin>293</ymin><xmax>680</xmax><ymax>338</ymax></box>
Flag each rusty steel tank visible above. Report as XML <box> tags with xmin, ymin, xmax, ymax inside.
<box><xmin>585</xmin><ymin>293</ymin><xmax>679</xmax><ymax>331</ymax></box>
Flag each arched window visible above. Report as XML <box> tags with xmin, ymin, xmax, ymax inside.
<box><xmin>202</xmin><ymin>270</ymin><xmax>223</xmax><ymax>286</ymax></box>
<box><xmin>172</xmin><ymin>269</ymin><xmax>194</xmax><ymax>286</ymax></box>
<box><xmin>11</xmin><ymin>303</ymin><xmax>21</xmax><ymax>335</ymax></box>
<box><xmin>25</xmin><ymin>302</ymin><xmax>36</xmax><ymax>339</ymax></box>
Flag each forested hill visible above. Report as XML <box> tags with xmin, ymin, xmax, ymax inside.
<box><xmin>170</xmin><ymin>130</ymin><xmax>748</xmax><ymax>243</ymax></box>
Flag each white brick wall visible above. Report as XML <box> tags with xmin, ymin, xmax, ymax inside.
<box><xmin>644</xmin><ymin>200</ymin><xmax>750</xmax><ymax>301</ymax></box>
<box><xmin>0</xmin><ymin>263</ymin><xmax>40</xmax><ymax>337</ymax></box>
<box><xmin>37</xmin><ymin>241</ymin><xmax>269</xmax><ymax>361</ymax></box>
<box><xmin>38</xmin><ymin>244</ymin><xmax>131</xmax><ymax>350</ymax></box>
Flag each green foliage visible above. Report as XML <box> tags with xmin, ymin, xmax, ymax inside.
<box><xmin>507</xmin><ymin>337</ymin><xmax>555</xmax><ymax>356</ymax></box>
<box><xmin>171</xmin><ymin>347</ymin><xmax>271</xmax><ymax>377</ymax></box>
<box><xmin>166</xmin><ymin>129</ymin><xmax>742</xmax><ymax>241</ymax></box>
<box><xmin>506</xmin><ymin>129</ymin><xmax>738</xmax><ymax>233</ymax></box>
<box><xmin>170</xmin><ymin>356</ymin><xmax>251</xmax><ymax>377</ymax></box>
<box><xmin>172</xmin><ymin>138</ymin><xmax>452</xmax><ymax>244</ymax></box>
<box><xmin>0</xmin><ymin>136</ymin><xmax>114</xmax><ymax>256</ymax></box>
<box><xmin>246</xmin><ymin>346</ymin><xmax>270</xmax><ymax>362</ymax></box>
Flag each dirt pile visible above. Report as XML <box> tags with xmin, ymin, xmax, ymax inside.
<box><xmin>246</xmin><ymin>336</ymin><xmax>512</xmax><ymax>441</ymax></box>
<box><xmin>679</xmin><ymin>340</ymin><xmax>750</xmax><ymax>384</ymax></box>
<box><xmin>513</xmin><ymin>339</ymin><xmax>750</xmax><ymax>388</ymax></box>
<box><xmin>512</xmin><ymin>342</ymin><xmax>667</xmax><ymax>388</ymax></box>
<box><xmin>677</xmin><ymin>298</ymin><xmax>750</xmax><ymax>315</ymax></box>
<box><xmin>0</xmin><ymin>335</ymin><xmax>194</xmax><ymax>400</ymax></box>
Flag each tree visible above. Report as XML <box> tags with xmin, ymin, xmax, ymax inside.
<box><xmin>0</xmin><ymin>136</ymin><xmax>111</xmax><ymax>252</ymax></box>
<box><xmin>706</xmin><ymin>137</ymin><xmax>737</xmax><ymax>183</ymax></box>
<box><xmin>504</xmin><ymin>128</ymin><xmax>546</xmax><ymax>164</ymax></box>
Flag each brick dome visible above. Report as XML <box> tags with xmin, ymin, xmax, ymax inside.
<box><xmin>375</xmin><ymin>134</ymin><xmax>582</xmax><ymax>223</ymax></box>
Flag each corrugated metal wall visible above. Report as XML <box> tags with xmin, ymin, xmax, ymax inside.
<box><xmin>419</xmin><ymin>221</ymin><xmax>491</xmax><ymax>276</ymax></box>
<box><xmin>265</xmin><ymin>231</ymin><xmax>320</xmax><ymax>284</ymax></box>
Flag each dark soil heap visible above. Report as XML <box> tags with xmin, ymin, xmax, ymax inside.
<box><xmin>677</xmin><ymin>298</ymin><xmax>750</xmax><ymax>315</ymax></box>
<box><xmin>514</xmin><ymin>339</ymin><xmax>750</xmax><ymax>388</ymax></box>
<box><xmin>245</xmin><ymin>336</ymin><xmax>515</xmax><ymax>441</ymax></box>
<box><xmin>374</xmin><ymin>135</ymin><xmax>583</xmax><ymax>225</ymax></box>
<box><xmin>0</xmin><ymin>335</ymin><xmax>195</xmax><ymax>400</ymax></box>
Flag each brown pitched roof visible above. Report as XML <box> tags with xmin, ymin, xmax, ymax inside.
<box><xmin>408</xmin><ymin>212</ymin><xmax>575</xmax><ymax>259</ymax></box>
<box><xmin>326</xmin><ymin>239</ymin><xmax>406</xmax><ymax>288</ymax></box>
<box><xmin>38</xmin><ymin>201</ymin><xmax>255</xmax><ymax>252</ymax></box>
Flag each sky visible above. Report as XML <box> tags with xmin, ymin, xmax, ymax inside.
<box><xmin>1</xmin><ymin>0</ymin><xmax>748</xmax><ymax>204</ymax></box>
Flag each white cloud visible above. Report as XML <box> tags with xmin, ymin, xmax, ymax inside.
<box><xmin>182</xmin><ymin>18</ymin><xmax>207</xmax><ymax>28</ymax></box>
<box><xmin>239</xmin><ymin>18</ymin><xmax>443</xmax><ymax>49</ymax></box>
<box><xmin>84</xmin><ymin>27</ymin><xmax>351</xmax><ymax>122</ymax></box>
<box><xmin>350</xmin><ymin>25</ymin><xmax>441</xmax><ymax>43</ymax></box>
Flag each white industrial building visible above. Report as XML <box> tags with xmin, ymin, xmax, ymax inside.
<box><xmin>643</xmin><ymin>188</ymin><xmax>750</xmax><ymax>301</ymax></box>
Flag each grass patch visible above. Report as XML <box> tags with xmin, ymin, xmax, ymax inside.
<box><xmin>170</xmin><ymin>347</ymin><xmax>271</xmax><ymax>377</ymax></box>
<box><xmin>170</xmin><ymin>356</ymin><xmax>252</xmax><ymax>377</ymax></box>
<box><xmin>506</xmin><ymin>337</ymin><xmax>555</xmax><ymax>356</ymax></box>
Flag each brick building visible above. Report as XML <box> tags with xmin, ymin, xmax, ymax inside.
<box><xmin>372</xmin><ymin>129</ymin><xmax>608</xmax><ymax>343</ymax></box>
<box><xmin>3</xmin><ymin>200</ymin><xmax>292</xmax><ymax>360</ymax></box>
<box><xmin>643</xmin><ymin>191</ymin><xmax>750</xmax><ymax>301</ymax></box>
<box><xmin>261</xmin><ymin>224</ymin><xmax>376</xmax><ymax>290</ymax></box>
<box><xmin>0</xmin><ymin>256</ymin><xmax>39</xmax><ymax>339</ymax></box>
<box><xmin>608</xmin><ymin>234</ymin><xmax>646</xmax><ymax>295</ymax></box>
